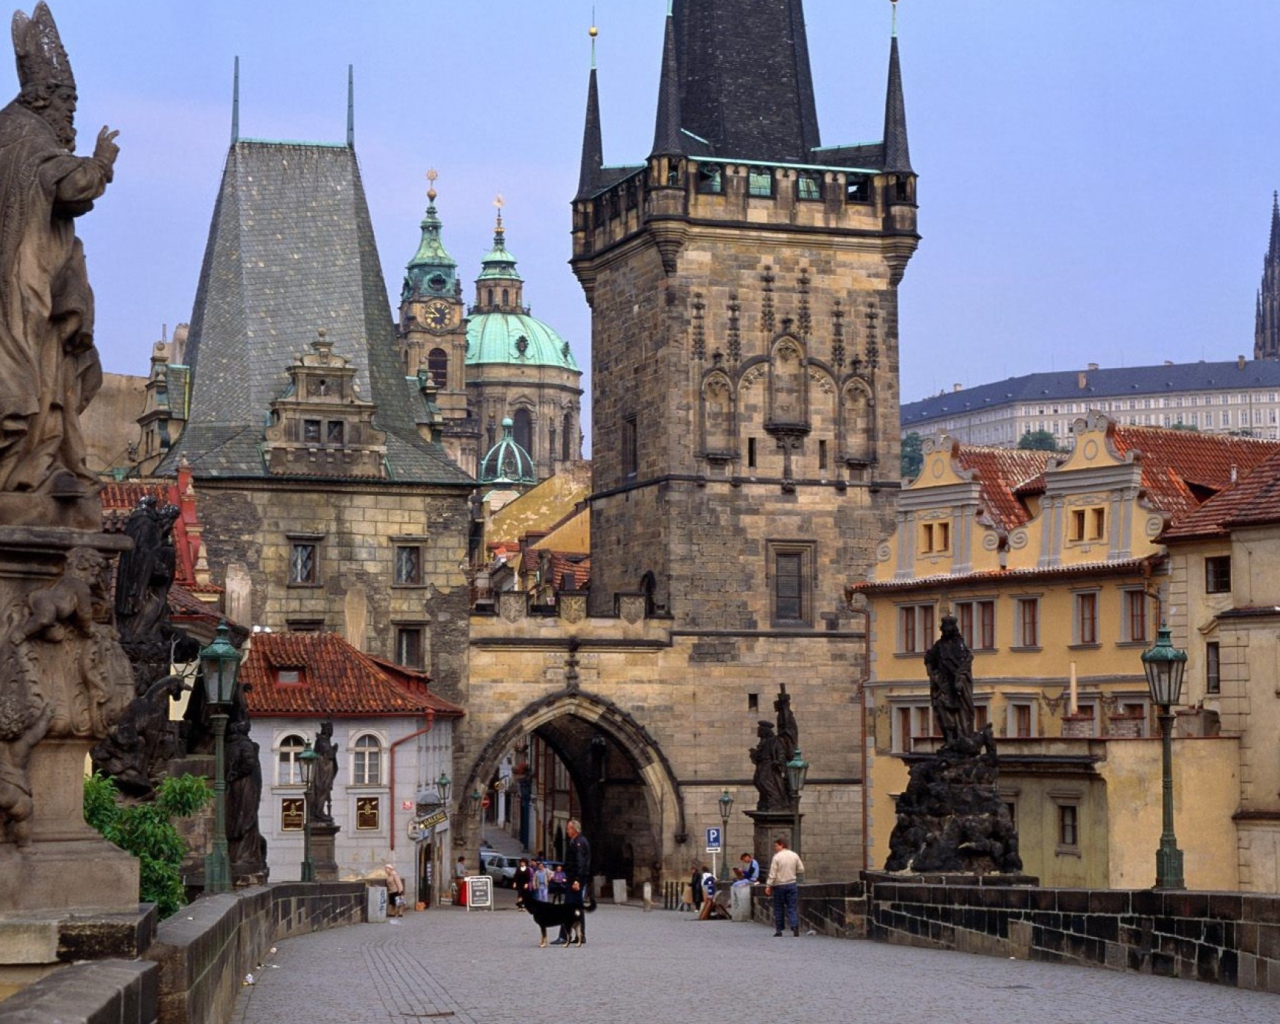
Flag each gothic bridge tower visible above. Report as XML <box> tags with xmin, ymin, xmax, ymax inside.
<box><xmin>571</xmin><ymin>0</ymin><xmax>919</xmax><ymax>624</ymax></box>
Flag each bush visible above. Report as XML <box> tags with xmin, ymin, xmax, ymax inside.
<box><xmin>83</xmin><ymin>772</ymin><xmax>211</xmax><ymax>918</ymax></box>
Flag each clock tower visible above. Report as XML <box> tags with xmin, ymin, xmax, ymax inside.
<box><xmin>398</xmin><ymin>171</ymin><xmax>475</xmax><ymax>470</ymax></box>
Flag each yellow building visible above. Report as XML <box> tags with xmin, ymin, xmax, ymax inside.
<box><xmin>851</xmin><ymin>413</ymin><xmax>1280</xmax><ymax>887</ymax></box>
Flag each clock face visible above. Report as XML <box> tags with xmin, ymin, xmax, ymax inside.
<box><xmin>424</xmin><ymin>300</ymin><xmax>453</xmax><ymax>331</ymax></box>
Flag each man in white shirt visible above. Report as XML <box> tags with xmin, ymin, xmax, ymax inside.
<box><xmin>764</xmin><ymin>836</ymin><xmax>804</xmax><ymax>936</ymax></box>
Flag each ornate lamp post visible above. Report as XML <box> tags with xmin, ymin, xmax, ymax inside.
<box><xmin>718</xmin><ymin>789</ymin><xmax>734</xmax><ymax>881</ymax></box>
<box><xmin>1142</xmin><ymin>624</ymin><xmax>1188</xmax><ymax>890</ymax></box>
<box><xmin>433</xmin><ymin>772</ymin><xmax>451</xmax><ymax>907</ymax></box>
<box><xmin>470</xmin><ymin>787</ymin><xmax>483</xmax><ymax>884</ymax></box>
<box><xmin>199</xmin><ymin>622</ymin><xmax>240</xmax><ymax>893</ymax></box>
<box><xmin>785</xmin><ymin>748</ymin><xmax>810</xmax><ymax>860</ymax></box>
<box><xmin>298</xmin><ymin>739</ymin><xmax>318</xmax><ymax>882</ymax></box>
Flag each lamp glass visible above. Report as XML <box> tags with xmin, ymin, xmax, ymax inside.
<box><xmin>1141</xmin><ymin>625</ymin><xmax>1188</xmax><ymax>707</ymax></box>
<box><xmin>298</xmin><ymin>741</ymin><xmax>317</xmax><ymax>787</ymax></box>
<box><xmin>785</xmin><ymin>749</ymin><xmax>809</xmax><ymax>796</ymax></box>
<box><xmin>199</xmin><ymin>622</ymin><xmax>240</xmax><ymax>705</ymax></box>
<box><xmin>718</xmin><ymin>788</ymin><xmax>734</xmax><ymax>819</ymax></box>
<box><xmin>436</xmin><ymin>772</ymin><xmax>451</xmax><ymax>804</ymax></box>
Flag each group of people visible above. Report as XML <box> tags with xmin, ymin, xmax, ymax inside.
<box><xmin>513</xmin><ymin>855</ymin><xmax>567</xmax><ymax>907</ymax></box>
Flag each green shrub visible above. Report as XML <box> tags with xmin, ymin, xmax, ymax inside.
<box><xmin>83</xmin><ymin>772</ymin><xmax>211</xmax><ymax>918</ymax></box>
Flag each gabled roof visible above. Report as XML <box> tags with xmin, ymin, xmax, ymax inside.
<box><xmin>242</xmin><ymin>631</ymin><xmax>463</xmax><ymax>718</ymax></box>
<box><xmin>1162</xmin><ymin>446</ymin><xmax>1280</xmax><ymax>540</ymax></box>
<box><xmin>949</xmin><ymin>446</ymin><xmax>1054</xmax><ymax>532</ymax></box>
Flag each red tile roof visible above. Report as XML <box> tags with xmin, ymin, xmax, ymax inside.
<box><xmin>952</xmin><ymin>447</ymin><xmax>1054</xmax><ymax>532</ymax></box>
<box><xmin>848</xmin><ymin>556</ymin><xmax>1160</xmax><ymax>595</ymax></box>
<box><xmin>546</xmin><ymin>552</ymin><xmax>590</xmax><ymax>591</ymax></box>
<box><xmin>1161</xmin><ymin>446</ymin><xmax>1280</xmax><ymax>540</ymax></box>
<box><xmin>242</xmin><ymin>632</ymin><xmax>463</xmax><ymax>718</ymax></box>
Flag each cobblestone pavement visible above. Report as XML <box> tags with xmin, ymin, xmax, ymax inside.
<box><xmin>233</xmin><ymin>902</ymin><xmax>1279</xmax><ymax>1024</ymax></box>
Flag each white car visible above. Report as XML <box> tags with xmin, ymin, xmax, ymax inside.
<box><xmin>480</xmin><ymin>852</ymin><xmax>518</xmax><ymax>887</ymax></box>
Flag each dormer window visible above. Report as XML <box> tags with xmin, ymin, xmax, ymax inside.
<box><xmin>276</xmin><ymin>667</ymin><xmax>303</xmax><ymax>684</ymax></box>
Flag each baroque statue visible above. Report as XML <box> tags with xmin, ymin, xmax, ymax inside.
<box><xmin>925</xmin><ymin>614</ymin><xmax>978</xmax><ymax>750</ymax></box>
<box><xmin>307</xmin><ymin>720</ymin><xmax>338</xmax><ymax>825</ymax></box>
<box><xmin>750</xmin><ymin>685</ymin><xmax>802</xmax><ymax>812</ymax></box>
<box><xmin>0</xmin><ymin>2</ymin><xmax>118</xmax><ymax>502</ymax></box>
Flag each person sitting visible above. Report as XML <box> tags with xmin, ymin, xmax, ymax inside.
<box><xmin>732</xmin><ymin>851</ymin><xmax>759</xmax><ymax>887</ymax></box>
<box><xmin>697</xmin><ymin>865</ymin><xmax>717</xmax><ymax>920</ymax></box>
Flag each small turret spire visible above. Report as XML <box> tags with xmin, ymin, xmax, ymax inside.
<box><xmin>650</xmin><ymin>4</ymin><xmax>684</xmax><ymax>157</ymax></box>
<box><xmin>881</xmin><ymin>16</ymin><xmax>912</xmax><ymax>175</ymax></box>
<box><xmin>231</xmin><ymin>56</ymin><xmax>239</xmax><ymax>143</ymax></box>
<box><xmin>576</xmin><ymin>23</ymin><xmax>604</xmax><ymax>200</ymax></box>
<box><xmin>1269</xmin><ymin>190</ymin><xmax>1280</xmax><ymax>257</ymax></box>
<box><xmin>346</xmin><ymin>65</ymin><xmax>355</xmax><ymax>148</ymax></box>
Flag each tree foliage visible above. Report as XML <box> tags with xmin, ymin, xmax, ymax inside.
<box><xmin>1017</xmin><ymin>429</ymin><xmax>1064</xmax><ymax>452</ymax></box>
<box><xmin>901</xmin><ymin>432</ymin><xmax>924</xmax><ymax>480</ymax></box>
<box><xmin>84</xmin><ymin>772</ymin><xmax>211</xmax><ymax>918</ymax></box>
<box><xmin>1170</xmin><ymin>422</ymin><xmax>1199</xmax><ymax>432</ymax></box>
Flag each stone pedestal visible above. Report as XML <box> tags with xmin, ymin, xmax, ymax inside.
<box><xmin>311</xmin><ymin>822</ymin><xmax>340</xmax><ymax>881</ymax></box>
<box><xmin>744</xmin><ymin>809</ymin><xmax>802</xmax><ymax>875</ymax></box>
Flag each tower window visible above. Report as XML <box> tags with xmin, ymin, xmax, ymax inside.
<box><xmin>818</xmin><ymin>439</ymin><xmax>827</xmax><ymax>470</ymax></box>
<box><xmin>562</xmin><ymin>411</ymin><xmax>574</xmax><ymax>461</ymax></box>
<box><xmin>326</xmin><ymin>421</ymin><xmax>344</xmax><ymax>444</ymax></box>
<box><xmin>697</xmin><ymin>164</ymin><xmax>723</xmax><ymax>194</ymax></box>
<box><xmin>747</xmin><ymin>437</ymin><xmax>757</xmax><ymax>469</ymax></box>
<box><xmin>513</xmin><ymin>408</ymin><xmax>534</xmax><ymax>458</ymax></box>
<box><xmin>797</xmin><ymin>172</ymin><xmax>822</xmax><ymax>201</ymax></box>
<box><xmin>487</xmin><ymin>288</ymin><xmax>494</xmax><ymax>306</ymax></box>
<box><xmin>1205</xmin><ymin>556</ymin><xmax>1231</xmax><ymax>594</ymax></box>
<box><xmin>894</xmin><ymin>178</ymin><xmax>911</xmax><ymax>202</ymax></box>
<box><xmin>289</xmin><ymin>543</ymin><xmax>317</xmax><ymax>585</ymax></box>
<box><xmin>502</xmin><ymin>288</ymin><xmax>509</xmax><ymax>306</ymax></box>
<box><xmin>427</xmin><ymin>348</ymin><xmax>448</xmax><ymax>387</ymax></box>
<box><xmin>303</xmin><ymin>419</ymin><xmax>321</xmax><ymax>443</ymax></box>
<box><xmin>396</xmin><ymin>626</ymin><xmax>424</xmax><ymax>669</ymax></box>
<box><xmin>1206</xmin><ymin>640</ymin><xmax>1221</xmax><ymax>694</ymax></box>
<box><xmin>394</xmin><ymin>545</ymin><xmax>423</xmax><ymax>586</ymax></box>
<box><xmin>845</xmin><ymin>174</ymin><xmax>870</xmax><ymax>203</ymax></box>
<box><xmin>748</xmin><ymin>169</ymin><xmax>774</xmax><ymax>197</ymax></box>
<box><xmin>622</xmin><ymin>416</ymin><xmax>638</xmax><ymax>478</ymax></box>
<box><xmin>770</xmin><ymin>542</ymin><xmax>815</xmax><ymax>627</ymax></box>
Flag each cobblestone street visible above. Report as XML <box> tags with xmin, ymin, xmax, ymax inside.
<box><xmin>233</xmin><ymin>902</ymin><xmax>1280</xmax><ymax>1024</ymax></box>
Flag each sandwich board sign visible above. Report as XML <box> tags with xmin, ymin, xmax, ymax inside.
<box><xmin>466</xmin><ymin>874</ymin><xmax>493</xmax><ymax>911</ymax></box>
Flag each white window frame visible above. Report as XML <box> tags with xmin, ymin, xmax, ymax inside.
<box><xmin>351</xmin><ymin>733</ymin><xmax>384</xmax><ymax>786</ymax></box>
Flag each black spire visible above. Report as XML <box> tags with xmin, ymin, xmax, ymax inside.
<box><xmin>672</xmin><ymin>0</ymin><xmax>820</xmax><ymax>163</ymax></box>
<box><xmin>1270</xmin><ymin>191</ymin><xmax>1280</xmax><ymax>256</ymax></box>
<box><xmin>1257</xmin><ymin>192</ymin><xmax>1280</xmax><ymax>360</ymax></box>
<box><xmin>576</xmin><ymin>38</ymin><xmax>604</xmax><ymax>200</ymax></box>
<box><xmin>882</xmin><ymin>34</ymin><xmax>912</xmax><ymax>175</ymax></box>
<box><xmin>651</xmin><ymin>8</ymin><xmax>684</xmax><ymax>157</ymax></box>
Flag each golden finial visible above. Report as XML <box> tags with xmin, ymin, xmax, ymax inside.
<box><xmin>426</xmin><ymin>168</ymin><xmax>438</xmax><ymax>203</ymax></box>
<box><xmin>493</xmin><ymin>193</ymin><xmax>505</xmax><ymax>235</ymax></box>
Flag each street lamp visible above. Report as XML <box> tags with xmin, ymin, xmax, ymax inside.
<box><xmin>470</xmin><ymin>787</ymin><xmax>484</xmax><ymax>883</ymax></box>
<box><xmin>717</xmin><ymin>789</ymin><xmax>734</xmax><ymax>881</ymax></box>
<box><xmin>785</xmin><ymin>748</ymin><xmax>810</xmax><ymax>860</ymax></box>
<box><xmin>1141</xmin><ymin>624</ymin><xmax>1188</xmax><ymax>890</ymax></box>
<box><xmin>199</xmin><ymin>621</ymin><xmax>239</xmax><ymax>893</ymax></box>
<box><xmin>436</xmin><ymin>772</ymin><xmax>452</xmax><ymax>806</ymax></box>
<box><xmin>433</xmin><ymin>772</ymin><xmax>451</xmax><ymax>908</ymax></box>
<box><xmin>298</xmin><ymin>739</ymin><xmax>318</xmax><ymax>882</ymax></box>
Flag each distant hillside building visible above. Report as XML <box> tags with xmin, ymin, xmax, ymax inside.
<box><xmin>902</xmin><ymin>358</ymin><xmax>1280</xmax><ymax>450</ymax></box>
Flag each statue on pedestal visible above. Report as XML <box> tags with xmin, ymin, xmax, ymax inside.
<box><xmin>307</xmin><ymin>721</ymin><xmax>338</xmax><ymax>826</ymax></box>
<box><xmin>749</xmin><ymin>720</ymin><xmax>789</xmax><ymax>812</ymax></box>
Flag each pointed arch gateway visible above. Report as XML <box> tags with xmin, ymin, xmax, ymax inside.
<box><xmin>461</xmin><ymin>690</ymin><xmax>687</xmax><ymax>883</ymax></box>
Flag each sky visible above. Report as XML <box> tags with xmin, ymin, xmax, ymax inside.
<box><xmin>34</xmin><ymin>0</ymin><xmax>1280</xmax><ymax>442</ymax></box>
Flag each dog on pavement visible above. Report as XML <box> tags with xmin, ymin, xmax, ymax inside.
<box><xmin>521</xmin><ymin>895</ymin><xmax>597</xmax><ymax>947</ymax></box>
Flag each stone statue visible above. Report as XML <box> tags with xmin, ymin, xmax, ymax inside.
<box><xmin>225</xmin><ymin>719</ymin><xmax>267</xmax><ymax>879</ymax></box>
<box><xmin>307</xmin><ymin>721</ymin><xmax>337</xmax><ymax>825</ymax></box>
<box><xmin>0</xmin><ymin>666</ymin><xmax>52</xmax><ymax>846</ymax></box>
<box><xmin>925</xmin><ymin>614</ymin><xmax>976</xmax><ymax>748</ymax></box>
<box><xmin>114</xmin><ymin>497</ymin><xmax>179</xmax><ymax>646</ymax></box>
<box><xmin>774</xmin><ymin>684</ymin><xmax>798</xmax><ymax>761</ymax></box>
<box><xmin>89</xmin><ymin>674</ymin><xmax>188</xmax><ymax>797</ymax></box>
<box><xmin>749</xmin><ymin>720</ymin><xmax>789</xmax><ymax>812</ymax></box>
<box><xmin>0</xmin><ymin>2</ymin><xmax>119</xmax><ymax>499</ymax></box>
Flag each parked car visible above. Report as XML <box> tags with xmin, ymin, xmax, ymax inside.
<box><xmin>480</xmin><ymin>852</ymin><xmax>518</xmax><ymax>887</ymax></box>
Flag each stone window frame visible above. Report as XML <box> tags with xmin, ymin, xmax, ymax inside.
<box><xmin>394</xmin><ymin>621</ymin><xmax>428</xmax><ymax>671</ymax></box>
<box><xmin>954</xmin><ymin>598</ymin><xmax>997</xmax><ymax>651</ymax></box>
<box><xmin>895</xmin><ymin>601</ymin><xmax>936</xmax><ymax>656</ymax></box>
<box><xmin>1005</xmin><ymin>696</ymin><xmax>1038</xmax><ymax>738</ymax></box>
<box><xmin>276</xmin><ymin>732</ymin><xmax>308</xmax><ymax>786</ymax></box>
<box><xmin>1205</xmin><ymin>639</ymin><xmax>1221</xmax><ymax>694</ymax></box>
<box><xmin>285</xmin><ymin>618</ymin><xmax>325</xmax><ymax>633</ymax></box>
<box><xmin>1070</xmin><ymin>588</ymin><xmax>1101</xmax><ymax>647</ymax></box>
<box><xmin>351</xmin><ymin>732</ymin><xmax>384</xmax><ymax>786</ymax></box>
<box><xmin>1118</xmin><ymin>588</ymin><xmax>1150</xmax><ymax>645</ymax></box>
<box><xmin>286</xmin><ymin>532</ymin><xmax>325</xmax><ymax>587</ymax></box>
<box><xmin>621</xmin><ymin>415</ymin><xmax>638</xmax><ymax>479</ymax></box>
<box><xmin>888</xmin><ymin>698</ymin><xmax>934</xmax><ymax>754</ymax></box>
<box><xmin>767</xmin><ymin>540</ymin><xmax>815</xmax><ymax>628</ymax></box>
<box><xmin>1205</xmin><ymin>555</ymin><xmax>1232</xmax><ymax>594</ymax></box>
<box><xmin>796</xmin><ymin>171</ymin><xmax>823</xmax><ymax>202</ymax></box>
<box><xmin>1012</xmin><ymin>595</ymin><xmax>1041</xmax><ymax>650</ymax></box>
<box><xmin>1050</xmin><ymin>789</ymin><xmax>1083</xmax><ymax>856</ymax></box>
<box><xmin>393</xmin><ymin>539</ymin><xmax>426</xmax><ymax>588</ymax></box>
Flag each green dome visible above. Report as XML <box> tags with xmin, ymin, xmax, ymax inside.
<box><xmin>479</xmin><ymin>418</ymin><xmax>536</xmax><ymax>485</ymax></box>
<box><xmin>466</xmin><ymin>311</ymin><xmax>580</xmax><ymax>371</ymax></box>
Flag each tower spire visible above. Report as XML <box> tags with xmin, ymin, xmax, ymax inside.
<box><xmin>346</xmin><ymin>65</ymin><xmax>354</xmax><ymax>148</ymax></box>
<box><xmin>576</xmin><ymin>23</ymin><xmax>604</xmax><ymax>200</ymax></box>
<box><xmin>231</xmin><ymin>56</ymin><xmax>239</xmax><ymax>143</ymax></box>
<box><xmin>1258</xmin><ymin>192</ymin><xmax>1280</xmax><ymax>360</ymax></box>
<box><xmin>1270</xmin><ymin>190</ymin><xmax>1280</xmax><ymax>257</ymax></box>
<box><xmin>881</xmin><ymin>15</ymin><xmax>912</xmax><ymax>175</ymax></box>
<box><xmin>650</xmin><ymin>3</ymin><xmax>684</xmax><ymax>157</ymax></box>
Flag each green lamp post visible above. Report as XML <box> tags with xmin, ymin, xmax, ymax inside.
<box><xmin>199</xmin><ymin>622</ymin><xmax>240</xmax><ymax>893</ymax></box>
<box><xmin>718</xmin><ymin>789</ymin><xmax>734</xmax><ymax>881</ymax></box>
<box><xmin>785</xmin><ymin>749</ymin><xmax>810</xmax><ymax>860</ymax></box>
<box><xmin>298</xmin><ymin>739</ymin><xmax>318</xmax><ymax>882</ymax></box>
<box><xmin>1141</xmin><ymin>624</ymin><xmax>1188</xmax><ymax>890</ymax></box>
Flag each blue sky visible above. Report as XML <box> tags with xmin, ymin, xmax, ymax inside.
<box><xmin>38</xmin><ymin>1</ymin><xmax>1280</xmax><ymax>440</ymax></box>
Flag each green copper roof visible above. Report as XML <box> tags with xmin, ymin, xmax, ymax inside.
<box><xmin>466</xmin><ymin>311</ymin><xmax>579</xmax><ymax>371</ymax></box>
<box><xmin>476</xmin><ymin>217</ymin><xmax>522</xmax><ymax>282</ymax></box>
<box><xmin>478</xmin><ymin>418</ymin><xmax>536</xmax><ymax>485</ymax></box>
<box><xmin>402</xmin><ymin>200</ymin><xmax>458</xmax><ymax>301</ymax></box>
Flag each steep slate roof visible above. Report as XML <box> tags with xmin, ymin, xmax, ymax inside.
<box><xmin>902</xmin><ymin>359</ymin><xmax>1280</xmax><ymax>428</ymax></box>
<box><xmin>242</xmin><ymin>632</ymin><xmax>463</xmax><ymax>718</ymax></box>
<box><xmin>1162</xmin><ymin>446</ymin><xmax>1280</xmax><ymax>540</ymax></box>
<box><xmin>158</xmin><ymin>140</ymin><xmax>470</xmax><ymax>485</ymax></box>
<box><xmin>950</xmin><ymin>446</ymin><xmax>1054</xmax><ymax>532</ymax></box>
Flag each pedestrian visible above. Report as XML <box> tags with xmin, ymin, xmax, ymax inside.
<box><xmin>385</xmin><ymin>862</ymin><xmax>406</xmax><ymax>917</ymax></box>
<box><xmin>689</xmin><ymin>861</ymin><xmax>704</xmax><ymax>915</ymax></box>
<box><xmin>764</xmin><ymin>836</ymin><xmax>804</xmax><ymax>937</ymax></box>
<box><xmin>532</xmin><ymin>859</ymin><xmax>550</xmax><ymax>902</ymax></box>
<box><xmin>454</xmin><ymin>856</ymin><xmax>468</xmax><ymax>906</ymax></box>
<box><xmin>550</xmin><ymin>863</ymin><xmax>567</xmax><ymax>903</ymax></box>
<box><xmin>696</xmin><ymin>864</ymin><xmax>717</xmax><ymax>920</ymax></box>
<box><xmin>552</xmin><ymin>818</ymin><xmax>591</xmax><ymax>945</ymax></box>
<box><xmin>733</xmin><ymin>851</ymin><xmax>759</xmax><ymax>887</ymax></box>
<box><xmin>514</xmin><ymin>857</ymin><xmax>532</xmax><ymax>908</ymax></box>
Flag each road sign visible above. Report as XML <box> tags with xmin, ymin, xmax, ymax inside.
<box><xmin>706</xmin><ymin>826</ymin><xmax>722</xmax><ymax>853</ymax></box>
<box><xmin>481</xmin><ymin>796</ymin><xmax>491</xmax><ymax>809</ymax></box>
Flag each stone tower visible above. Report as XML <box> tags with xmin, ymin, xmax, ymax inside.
<box><xmin>571</xmin><ymin>1</ymin><xmax>919</xmax><ymax>623</ymax></box>
<box><xmin>1256</xmin><ymin>193</ymin><xmax>1280</xmax><ymax>360</ymax></box>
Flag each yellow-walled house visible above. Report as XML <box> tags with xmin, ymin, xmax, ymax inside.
<box><xmin>1162</xmin><ymin>445</ymin><xmax>1280</xmax><ymax>892</ymax></box>
<box><xmin>850</xmin><ymin>413</ymin><xmax>1280</xmax><ymax>888</ymax></box>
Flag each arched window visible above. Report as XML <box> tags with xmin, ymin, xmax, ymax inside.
<box><xmin>513</xmin><ymin>408</ymin><xmax>533</xmax><ymax>458</ymax></box>
<box><xmin>562</xmin><ymin>412</ymin><xmax>574</xmax><ymax>461</ymax></box>
<box><xmin>352</xmin><ymin>734</ymin><xmax>382</xmax><ymax>786</ymax></box>
<box><xmin>502</xmin><ymin>288</ymin><xmax>510</xmax><ymax>307</ymax></box>
<box><xmin>427</xmin><ymin>348</ymin><xmax>448</xmax><ymax>388</ymax></box>
<box><xmin>278</xmin><ymin>734</ymin><xmax>307</xmax><ymax>785</ymax></box>
<box><xmin>487</xmin><ymin>288</ymin><xmax>494</xmax><ymax>307</ymax></box>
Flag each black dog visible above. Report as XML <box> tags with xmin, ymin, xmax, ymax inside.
<box><xmin>521</xmin><ymin>895</ymin><xmax>597</xmax><ymax>947</ymax></box>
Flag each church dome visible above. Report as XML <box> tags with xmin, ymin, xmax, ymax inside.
<box><xmin>466</xmin><ymin>312</ymin><xmax>579</xmax><ymax>371</ymax></box>
<box><xmin>478</xmin><ymin>418</ymin><xmax>537</xmax><ymax>485</ymax></box>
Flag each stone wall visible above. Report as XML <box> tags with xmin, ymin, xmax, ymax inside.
<box><xmin>753</xmin><ymin>877</ymin><xmax>1280</xmax><ymax>994</ymax></box>
<box><xmin>0</xmin><ymin>882</ymin><xmax>365</xmax><ymax>1024</ymax></box>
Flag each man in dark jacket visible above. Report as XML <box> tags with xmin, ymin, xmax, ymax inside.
<box><xmin>552</xmin><ymin>818</ymin><xmax>591</xmax><ymax>945</ymax></box>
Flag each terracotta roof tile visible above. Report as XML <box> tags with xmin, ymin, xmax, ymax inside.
<box><xmin>951</xmin><ymin>447</ymin><xmax>1053</xmax><ymax>532</ymax></box>
<box><xmin>848</xmin><ymin>557</ymin><xmax>1159</xmax><ymax>595</ymax></box>
<box><xmin>242</xmin><ymin>632</ymin><xmax>463</xmax><ymax>718</ymax></box>
<box><xmin>1162</xmin><ymin>446</ymin><xmax>1280</xmax><ymax>540</ymax></box>
<box><xmin>546</xmin><ymin>552</ymin><xmax>590</xmax><ymax>591</ymax></box>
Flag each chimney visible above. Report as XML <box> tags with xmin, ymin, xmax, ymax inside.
<box><xmin>953</xmin><ymin>383</ymin><xmax>962</xmax><ymax>393</ymax></box>
<box><xmin>1087</xmin><ymin>363</ymin><xmax>1098</xmax><ymax>371</ymax></box>
<box><xmin>1164</xmin><ymin>360</ymin><xmax>1173</xmax><ymax>366</ymax></box>
<box><xmin>1238</xmin><ymin>354</ymin><xmax>1246</xmax><ymax>370</ymax></box>
<box><xmin>1078</xmin><ymin>372</ymin><xmax>1087</xmax><ymax>389</ymax></box>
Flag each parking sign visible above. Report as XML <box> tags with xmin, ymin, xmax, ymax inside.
<box><xmin>706</xmin><ymin>827</ymin><xmax>722</xmax><ymax>853</ymax></box>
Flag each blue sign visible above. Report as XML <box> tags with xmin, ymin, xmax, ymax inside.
<box><xmin>705</xmin><ymin>827</ymin><xmax>722</xmax><ymax>852</ymax></box>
